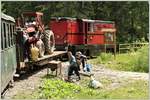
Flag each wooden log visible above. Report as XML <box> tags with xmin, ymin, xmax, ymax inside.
<box><xmin>79</xmin><ymin>71</ymin><xmax>94</xmax><ymax>77</ymax></box>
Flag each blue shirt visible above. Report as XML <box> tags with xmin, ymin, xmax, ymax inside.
<box><xmin>69</xmin><ymin>55</ymin><xmax>77</xmax><ymax>67</ymax></box>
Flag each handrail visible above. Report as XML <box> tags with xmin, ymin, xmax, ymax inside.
<box><xmin>119</xmin><ymin>42</ymin><xmax>148</xmax><ymax>53</ymax></box>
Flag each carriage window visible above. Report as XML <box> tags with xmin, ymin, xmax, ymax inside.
<box><xmin>9</xmin><ymin>24</ymin><xmax>11</xmax><ymax>46</ymax></box>
<box><xmin>3</xmin><ymin>23</ymin><xmax>7</xmax><ymax>48</ymax></box>
<box><xmin>10</xmin><ymin>24</ymin><xmax>13</xmax><ymax>45</ymax></box>
<box><xmin>12</xmin><ymin>25</ymin><xmax>15</xmax><ymax>44</ymax></box>
<box><xmin>1</xmin><ymin>22</ymin><xmax>4</xmax><ymax>50</ymax></box>
<box><xmin>7</xmin><ymin>24</ymin><xmax>10</xmax><ymax>47</ymax></box>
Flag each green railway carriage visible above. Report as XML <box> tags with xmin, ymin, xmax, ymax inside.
<box><xmin>1</xmin><ymin>13</ymin><xmax>17</xmax><ymax>93</ymax></box>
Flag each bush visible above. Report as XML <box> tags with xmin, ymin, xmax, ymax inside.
<box><xmin>89</xmin><ymin>53</ymin><xmax>114</xmax><ymax>64</ymax></box>
<box><xmin>100</xmin><ymin>53</ymin><xmax>114</xmax><ymax>63</ymax></box>
<box><xmin>38</xmin><ymin>79</ymin><xmax>100</xmax><ymax>99</ymax></box>
<box><xmin>38</xmin><ymin>79</ymin><xmax>82</xmax><ymax>99</ymax></box>
<box><xmin>89</xmin><ymin>45</ymin><xmax>149</xmax><ymax>73</ymax></box>
<box><xmin>134</xmin><ymin>46</ymin><xmax>149</xmax><ymax>72</ymax></box>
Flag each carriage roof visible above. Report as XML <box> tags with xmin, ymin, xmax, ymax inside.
<box><xmin>1</xmin><ymin>13</ymin><xmax>15</xmax><ymax>22</ymax></box>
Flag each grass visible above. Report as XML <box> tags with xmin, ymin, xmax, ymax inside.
<box><xmin>89</xmin><ymin>45</ymin><xmax>149</xmax><ymax>72</ymax></box>
<box><xmin>76</xmin><ymin>80</ymin><xmax>148</xmax><ymax>99</ymax></box>
<box><xmin>12</xmin><ymin>88</ymin><xmax>39</xmax><ymax>99</ymax></box>
<box><xmin>12</xmin><ymin>74</ymin><xmax>149</xmax><ymax>99</ymax></box>
<box><xmin>14</xmin><ymin>78</ymin><xmax>148</xmax><ymax>99</ymax></box>
<box><xmin>79</xmin><ymin>76</ymin><xmax>113</xmax><ymax>89</ymax></box>
<box><xmin>99</xmin><ymin>80</ymin><xmax>148</xmax><ymax>99</ymax></box>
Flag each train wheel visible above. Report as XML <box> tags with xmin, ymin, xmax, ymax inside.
<box><xmin>44</xmin><ymin>30</ymin><xmax>55</xmax><ymax>54</ymax></box>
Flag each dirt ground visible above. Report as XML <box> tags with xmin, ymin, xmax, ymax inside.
<box><xmin>92</xmin><ymin>64</ymin><xmax>148</xmax><ymax>90</ymax></box>
<box><xmin>3</xmin><ymin>62</ymin><xmax>149</xmax><ymax>99</ymax></box>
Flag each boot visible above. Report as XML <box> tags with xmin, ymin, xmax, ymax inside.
<box><xmin>78</xmin><ymin>76</ymin><xmax>81</xmax><ymax>80</ymax></box>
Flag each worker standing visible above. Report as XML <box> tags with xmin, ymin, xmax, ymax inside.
<box><xmin>67</xmin><ymin>51</ymin><xmax>81</xmax><ymax>81</ymax></box>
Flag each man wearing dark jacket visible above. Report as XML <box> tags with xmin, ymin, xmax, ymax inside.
<box><xmin>76</xmin><ymin>51</ymin><xmax>87</xmax><ymax>71</ymax></box>
<box><xmin>67</xmin><ymin>51</ymin><xmax>80</xmax><ymax>81</ymax></box>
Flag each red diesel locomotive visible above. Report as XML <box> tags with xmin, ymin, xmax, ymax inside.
<box><xmin>50</xmin><ymin>17</ymin><xmax>116</xmax><ymax>56</ymax></box>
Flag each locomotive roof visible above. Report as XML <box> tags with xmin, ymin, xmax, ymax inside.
<box><xmin>95</xmin><ymin>20</ymin><xmax>115</xmax><ymax>24</ymax></box>
<box><xmin>51</xmin><ymin>17</ymin><xmax>76</xmax><ymax>20</ymax></box>
<box><xmin>82</xmin><ymin>19</ymin><xmax>114</xmax><ymax>24</ymax></box>
<box><xmin>1</xmin><ymin>13</ymin><xmax>15</xmax><ymax>22</ymax></box>
<box><xmin>50</xmin><ymin>17</ymin><xmax>114</xmax><ymax>23</ymax></box>
<box><xmin>81</xmin><ymin>19</ymin><xmax>95</xmax><ymax>22</ymax></box>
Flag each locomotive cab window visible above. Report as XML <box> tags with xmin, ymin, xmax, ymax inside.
<box><xmin>87</xmin><ymin>23</ymin><xmax>94</xmax><ymax>32</ymax></box>
<box><xmin>105</xmin><ymin>32</ymin><xmax>114</xmax><ymax>42</ymax></box>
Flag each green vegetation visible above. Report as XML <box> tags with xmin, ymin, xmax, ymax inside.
<box><xmin>2</xmin><ymin>1</ymin><xmax>149</xmax><ymax>43</ymax></box>
<box><xmin>100</xmin><ymin>80</ymin><xmax>148</xmax><ymax>99</ymax></box>
<box><xmin>89</xmin><ymin>45</ymin><xmax>149</xmax><ymax>72</ymax></box>
<box><xmin>38</xmin><ymin>79</ymin><xmax>82</xmax><ymax>99</ymax></box>
<box><xmin>12</xmin><ymin>74</ymin><xmax>148</xmax><ymax>99</ymax></box>
<box><xmin>77</xmin><ymin>79</ymin><xmax>148</xmax><ymax>99</ymax></box>
<box><xmin>134</xmin><ymin>45</ymin><xmax>149</xmax><ymax>72</ymax></box>
<box><xmin>13</xmin><ymin>78</ymin><xmax>148</xmax><ymax>99</ymax></box>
